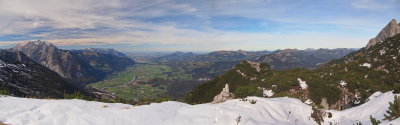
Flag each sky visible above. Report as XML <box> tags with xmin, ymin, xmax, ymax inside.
<box><xmin>0</xmin><ymin>0</ymin><xmax>399</xmax><ymax>52</ymax></box>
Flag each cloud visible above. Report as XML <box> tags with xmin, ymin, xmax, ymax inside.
<box><xmin>0</xmin><ymin>0</ymin><xmax>398</xmax><ymax>52</ymax></box>
<box><xmin>351</xmin><ymin>0</ymin><xmax>399</xmax><ymax>9</ymax></box>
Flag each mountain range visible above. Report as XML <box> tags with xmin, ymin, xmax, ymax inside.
<box><xmin>10</xmin><ymin>41</ymin><xmax>135</xmax><ymax>84</ymax></box>
<box><xmin>185</xmin><ymin>19</ymin><xmax>400</xmax><ymax>111</ymax></box>
<box><xmin>256</xmin><ymin>48</ymin><xmax>356</xmax><ymax>70</ymax></box>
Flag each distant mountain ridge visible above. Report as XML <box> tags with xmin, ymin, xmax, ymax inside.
<box><xmin>257</xmin><ymin>48</ymin><xmax>357</xmax><ymax>70</ymax></box>
<box><xmin>78</xmin><ymin>48</ymin><xmax>128</xmax><ymax>58</ymax></box>
<box><xmin>155</xmin><ymin>50</ymin><xmax>270</xmax><ymax>63</ymax></box>
<box><xmin>156</xmin><ymin>49</ymin><xmax>355</xmax><ymax>70</ymax></box>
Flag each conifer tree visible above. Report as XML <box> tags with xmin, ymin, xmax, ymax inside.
<box><xmin>383</xmin><ymin>95</ymin><xmax>400</xmax><ymax>121</ymax></box>
<box><xmin>370</xmin><ymin>115</ymin><xmax>381</xmax><ymax>125</ymax></box>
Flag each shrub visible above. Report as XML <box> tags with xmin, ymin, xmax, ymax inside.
<box><xmin>328</xmin><ymin>112</ymin><xmax>332</xmax><ymax>118</ymax></box>
<box><xmin>0</xmin><ymin>89</ymin><xmax>9</xmax><ymax>95</ymax></box>
<box><xmin>249</xmin><ymin>99</ymin><xmax>257</xmax><ymax>104</ymax></box>
<box><xmin>64</xmin><ymin>92</ymin><xmax>87</xmax><ymax>100</ymax></box>
<box><xmin>233</xmin><ymin>86</ymin><xmax>262</xmax><ymax>98</ymax></box>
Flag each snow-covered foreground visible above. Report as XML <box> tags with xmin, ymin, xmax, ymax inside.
<box><xmin>0</xmin><ymin>92</ymin><xmax>399</xmax><ymax>125</ymax></box>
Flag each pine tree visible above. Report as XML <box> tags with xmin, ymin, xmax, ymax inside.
<box><xmin>370</xmin><ymin>115</ymin><xmax>381</xmax><ymax>125</ymax></box>
<box><xmin>383</xmin><ymin>95</ymin><xmax>400</xmax><ymax>121</ymax></box>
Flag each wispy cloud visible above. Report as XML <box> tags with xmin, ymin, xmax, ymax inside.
<box><xmin>351</xmin><ymin>0</ymin><xmax>399</xmax><ymax>9</ymax></box>
<box><xmin>0</xmin><ymin>0</ymin><xmax>398</xmax><ymax>52</ymax></box>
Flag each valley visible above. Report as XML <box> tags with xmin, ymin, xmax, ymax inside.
<box><xmin>89</xmin><ymin>48</ymin><xmax>355</xmax><ymax>101</ymax></box>
<box><xmin>89</xmin><ymin>64</ymin><xmax>171</xmax><ymax>100</ymax></box>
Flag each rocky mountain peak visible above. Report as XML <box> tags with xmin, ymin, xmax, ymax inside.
<box><xmin>277</xmin><ymin>49</ymin><xmax>298</xmax><ymax>54</ymax></box>
<box><xmin>0</xmin><ymin>49</ymin><xmax>81</xmax><ymax>98</ymax></box>
<box><xmin>366</xmin><ymin>19</ymin><xmax>400</xmax><ymax>48</ymax></box>
<box><xmin>13</xmin><ymin>40</ymin><xmax>58</xmax><ymax>56</ymax></box>
<box><xmin>15</xmin><ymin>40</ymin><xmax>54</xmax><ymax>48</ymax></box>
<box><xmin>83</xmin><ymin>48</ymin><xmax>127</xmax><ymax>57</ymax></box>
<box><xmin>10</xmin><ymin>40</ymin><xmax>104</xmax><ymax>84</ymax></box>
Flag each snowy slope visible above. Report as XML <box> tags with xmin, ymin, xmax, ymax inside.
<box><xmin>323</xmin><ymin>91</ymin><xmax>400</xmax><ymax>125</ymax></box>
<box><xmin>0</xmin><ymin>92</ymin><xmax>399</xmax><ymax>125</ymax></box>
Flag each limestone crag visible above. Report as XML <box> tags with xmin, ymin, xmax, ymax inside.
<box><xmin>11</xmin><ymin>40</ymin><xmax>104</xmax><ymax>84</ymax></box>
<box><xmin>212</xmin><ymin>84</ymin><xmax>234</xmax><ymax>104</ymax></box>
<box><xmin>366</xmin><ymin>19</ymin><xmax>400</xmax><ymax>48</ymax></box>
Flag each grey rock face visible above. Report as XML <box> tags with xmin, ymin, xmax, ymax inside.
<box><xmin>0</xmin><ymin>50</ymin><xmax>80</xmax><ymax>98</ymax></box>
<box><xmin>11</xmin><ymin>40</ymin><xmax>103</xmax><ymax>84</ymax></box>
<box><xmin>366</xmin><ymin>19</ymin><xmax>400</xmax><ymax>48</ymax></box>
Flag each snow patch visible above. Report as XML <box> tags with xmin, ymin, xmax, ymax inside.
<box><xmin>324</xmin><ymin>91</ymin><xmax>397</xmax><ymax>125</ymax></box>
<box><xmin>298</xmin><ymin>78</ymin><xmax>308</xmax><ymax>89</ymax></box>
<box><xmin>236</xmin><ymin>70</ymin><xmax>246</xmax><ymax>77</ymax></box>
<box><xmin>263</xmin><ymin>89</ymin><xmax>274</xmax><ymax>97</ymax></box>
<box><xmin>304</xmin><ymin>99</ymin><xmax>313</xmax><ymax>105</ymax></box>
<box><xmin>360</xmin><ymin>63</ymin><xmax>372</xmax><ymax>68</ymax></box>
<box><xmin>257</xmin><ymin>87</ymin><xmax>274</xmax><ymax>97</ymax></box>
<box><xmin>368</xmin><ymin>91</ymin><xmax>382</xmax><ymax>101</ymax></box>
<box><xmin>380</xmin><ymin>50</ymin><xmax>386</xmax><ymax>55</ymax></box>
<box><xmin>339</xmin><ymin>80</ymin><xmax>347</xmax><ymax>87</ymax></box>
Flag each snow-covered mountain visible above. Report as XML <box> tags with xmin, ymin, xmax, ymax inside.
<box><xmin>0</xmin><ymin>91</ymin><xmax>398</xmax><ymax>125</ymax></box>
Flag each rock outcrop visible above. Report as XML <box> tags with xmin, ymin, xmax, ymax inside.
<box><xmin>11</xmin><ymin>40</ymin><xmax>105</xmax><ymax>84</ymax></box>
<box><xmin>10</xmin><ymin>40</ymin><xmax>135</xmax><ymax>84</ymax></box>
<box><xmin>366</xmin><ymin>19</ymin><xmax>400</xmax><ymax>48</ymax></box>
<box><xmin>320</xmin><ymin>86</ymin><xmax>358</xmax><ymax>110</ymax></box>
<box><xmin>212</xmin><ymin>84</ymin><xmax>234</xmax><ymax>104</ymax></box>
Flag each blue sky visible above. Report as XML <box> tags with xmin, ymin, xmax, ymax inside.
<box><xmin>0</xmin><ymin>0</ymin><xmax>399</xmax><ymax>52</ymax></box>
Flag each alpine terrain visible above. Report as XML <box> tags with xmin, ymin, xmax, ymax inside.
<box><xmin>0</xmin><ymin>0</ymin><xmax>399</xmax><ymax>124</ymax></box>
